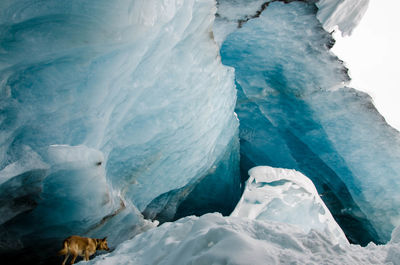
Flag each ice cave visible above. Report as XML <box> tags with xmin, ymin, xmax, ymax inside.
<box><xmin>0</xmin><ymin>0</ymin><xmax>400</xmax><ymax>264</ymax></box>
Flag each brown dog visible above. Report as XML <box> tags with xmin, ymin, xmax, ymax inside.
<box><xmin>58</xmin><ymin>235</ymin><xmax>110</xmax><ymax>264</ymax></box>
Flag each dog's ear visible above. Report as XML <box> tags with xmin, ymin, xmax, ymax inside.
<box><xmin>102</xmin><ymin>237</ymin><xmax>107</xmax><ymax>241</ymax></box>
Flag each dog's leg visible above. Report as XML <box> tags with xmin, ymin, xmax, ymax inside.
<box><xmin>84</xmin><ymin>251</ymin><xmax>89</xmax><ymax>261</ymax></box>
<box><xmin>70</xmin><ymin>254</ymin><xmax>78</xmax><ymax>264</ymax></box>
<box><xmin>62</xmin><ymin>254</ymin><xmax>69</xmax><ymax>265</ymax></box>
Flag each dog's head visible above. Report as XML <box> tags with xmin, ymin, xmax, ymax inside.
<box><xmin>98</xmin><ymin>237</ymin><xmax>110</xmax><ymax>251</ymax></box>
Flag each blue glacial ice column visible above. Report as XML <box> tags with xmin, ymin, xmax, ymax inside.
<box><xmin>0</xmin><ymin>0</ymin><xmax>239</xmax><ymax>258</ymax></box>
<box><xmin>220</xmin><ymin>1</ymin><xmax>400</xmax><ymax>244</ymax></box>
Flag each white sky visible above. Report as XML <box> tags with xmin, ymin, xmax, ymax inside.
<box><xmin>332</xmin><ymin>0</ymin><xmax>400</xmax><ymax>131</ymax></box>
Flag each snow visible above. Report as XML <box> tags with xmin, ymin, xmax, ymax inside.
<box><xmin>87</xmin><ymin>213</ymin><xmax>400</xmax><ymax>265</ymax></box>
<box><xmin>83</xmin><ymin>166</ymin><xmax>400</xmax><ymax>264</ymax></box>
<box><xmin>231</xmin><ymin>166</ymin><xmax>348</xmax><ymax>245</ymax></box>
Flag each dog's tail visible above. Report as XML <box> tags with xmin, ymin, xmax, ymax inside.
<box><xmin>58</xmin><ymin>240</ymin><xmax>69</xmax><ymax>256</ymax></box>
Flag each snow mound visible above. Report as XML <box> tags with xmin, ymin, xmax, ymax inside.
<box><xmin>87</xmin><ymin>213</ymin><xmax>400</xmax><ymax>265</ymax></box>
<box><xmin>231</xmin><ymin>166</ymin><xmax>348</xmax><ymax>245</ymax></box>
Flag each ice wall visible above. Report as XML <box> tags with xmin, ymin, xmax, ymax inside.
<box><xmin>0</xmin><ymin>0</ymin><xmax>239</xmax><ymax>261</ymax></box>
<box><xmin>220</xmin><ymin>1</ymin><xmax>400</xmax><ymax>244</ymax></box>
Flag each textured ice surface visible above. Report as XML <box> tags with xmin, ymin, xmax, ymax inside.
<box><xmin>316</xmin><ymin>0</ymin><xmax>370</xmax><ymax>36</ymax></box>
<box><xmin>86</xmin><ymin>213</ymin><xmax>400</xmax><ymax>265</ymax></box>
<box><xmin>143</xmin><ymin>136</ymin><xmax>241</xmax><ymax>223</ymax></box>
<box><xmin>231</xmin><ymin>166</ymin><xmax>348</xmax><ymax>245</ymax></box>
<box><xmin>0</xmin><ymin>1</ymin><xmax>395</xmax><ymax>264</ymax></box>
<box><xmin>220</xmin><ymin>1</ymin><xmax>400</xmax><ymax>244</ymax></box>
<box><xmin>214</xmin><ymin>0</ymin><xmax>267</xmax><ymax>45</ymax></box>
<box><xmin>0</xmin><ymin>143</ymin><xmax>156</xmax><ymax>263</ymax></box>
<box><xmin>0</xmin><ymin>0</ymin><xmax>239</xmax><ymax>259</ymax></box>
<box><xmin>0</xmin><ymin>144</ymin><xmax>112</xmax><ymax>230</ymax></box>
<box><xmin>214</xmin><ymin>0</ymin><xmax>367</xmax><ymax>46</ymax></box>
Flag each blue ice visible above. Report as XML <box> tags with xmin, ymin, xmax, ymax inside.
<box><xmin>220</xmin><ymin>1</ymin><xmax>400</xmax><ymax>244</ymax></box>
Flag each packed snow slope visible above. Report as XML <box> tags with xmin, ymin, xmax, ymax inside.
<box><xmin>0</xmin><ymin>0</ymin><xmax>240</xmax><ymax>263</ymax></box>
<box><xmin>218</xmin><ymin>0</ymin><xmax>400</xmax><ymax>244</ymax></box>
<box><xmin>87</xmin><ymin>213</ymin><xmax>400</xmax><ymax>265</ymax></box>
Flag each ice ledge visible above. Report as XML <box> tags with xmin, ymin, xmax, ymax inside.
<box><xmin>316</xmin><ymin>0</ymin><xmax>370</xmax><ymax>36</ymax></box>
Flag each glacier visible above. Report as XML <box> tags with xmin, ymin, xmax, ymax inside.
<box><xmin>1</xmin><ymin>0</ymin><xmax>400</xmax><ymax>264</ymax></box>
<box><xmin>0</xmin><ymin>0</ymin><xmax>240</xmax><ymax>263</ymax></box>
<box><xmin>219</xmin><ymin>0</ymin><xmax>400</xmax><ymax>244</ymax></box>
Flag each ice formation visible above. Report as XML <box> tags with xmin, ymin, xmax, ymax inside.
<box><xmin>214</xmin><ymin>0</ymin><xmax>369</xmax><ymax>46</ymax></box>
<box><xmin>1</xmin><ymin>0</ymin><xmax>400</xmax><ymax>264</ymax></box>
<box><xmin>220</xmin><ymin>0</ymin><xmax>400</xmax><ymax>244</ymax></box>
<box><xmin>87</xmin><ymin>213</ymin><xmax>400</xmax><ymax>265</ymax></box>
<box><xmin>231</xmin><ymin>166</ymin><xmax>348</xmax><ymax>245</ymax></box>
<box><xmin>316</xmin><ymin>0</ymin><xmax>370</xmax><ymax>36</ymax></box>
<box><xmin>0</xmin><ymin>0</ymin><xmax>239</xmax><ymax>262</ymax></box>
